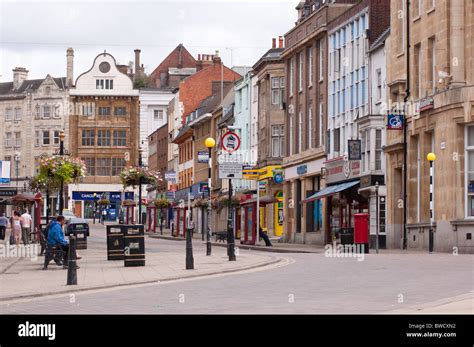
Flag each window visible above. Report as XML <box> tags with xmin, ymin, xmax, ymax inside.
<box><xmin>82</xmin><ymin>130</ymin><xmax>95</xmax><ymax>146</ymax></box>
<box><xmin>298</xmin><ymin>52</ymin><xmax>303</xmax><ymax>92</ymax></box>
<box><xmin>96</xmin><ymin>158</ymin><xmax>111</xmax><ymax>176</ymax></box>
<box><xmin>326</xmin><ymin>130</ymin><xmax>331</xmax><ymax>155</ymax></box>
<box><xmin>414</xmin><ymin>0</ymin><xmax>421</xmax><ymax>17</ymax></box>
<box><xmin>97</xmin><ymin>130</ymin><xmax>111</xmax><ymax>146</ymax></box>
<box><xmin>42</xmin><ymin>131</ymin><xmax>50</xmax><ymax>145</ymax></box>
<box><xmin>5</xmin><ymin>108</ymin><xmax>13</xmax><ymax>121</ymax></box>
<box><xmin>466</xmin><ymin>125</ymin><xmax>474</xmax><ymax>217</ymax></box>
<box><xmin>114</xmin><ymin>107</ymin><xmax>126</xmax><ymax>116</ymax></box>
<box><xmin>35</xmin><ymin>131</ymin><xmax>40</xmax><ymax>146</ymax></box>
<box><xmin>429</xmin><ymin>36</ymin><xmax>436</xmax><ymax>93</ymax></box>
<box><xmin>271</xmin><ymin>125</ymin><xmax>284</xmax><ymax>157</ymax></box>
<box><xmin>42</xmin><ymin>106</ymin><xmax>51</xmax><ymax>119</ymax></box>
<box><xmin>112</xmin><ymin>158</ymin><xmax>125</xmax><ymax>176</ymax></box>
<box><xmin>154</xmin><ymin>110</ymin><xmax>163</xmax><ymax>121</ymax></box>
<box><xmin>84</xmin><ymin>158</ymin><xmax>95</xmax><ymax>176</ymax></box>
<box><xmin>308</xmin><ymin>105</ymin><xmax>313</xmax><ymax>149</ymax></box>
<box><xmin>319</xmin><ymin>102</ymin><xmax>324</xmax><ymax>147</ymax></box>
<box><xmin>334</xmin><ymin>128</ymin><xmax>340</xmax><ymax>153</ymax></box>
<box><xmin>375</xmin><ymin>129</ymin><xmax>382</xmax><ymax>170</ymax></box>
<box><xmin>14</xmin><ymin>108</ymin><xmax>22</xmax><ymax>121</ymax></box>
<box><xmin>289</xmin><ymin>116</ymin><xmax>294</xmax><ymax>155</ymax></box>
<box><xmin>14</xmin><ymin>132</ymin><xmax>20</xmax><ymax>147</ymax></box>
<box><xmin>53</xmin><ymin>130</ymin><xmax>60</xmax><ymax>145</ymax></box>
<box><xmin>319</xmin><ymin>40</ymin><xmax>324</xmax><ymax>81</ymax></box>
<box><xmin>298</xmin><ymin>112</ymin><xmax>303</xmax><ymax>152</ymax></box>
<box><xmin>289</xmin><ymin>58</ymin><xmax>294</xmax><ymax>96</ymax></box>
<box><xmin>361</xmin><ymin>130</ymin><xmax>366</xmax><ymax>171</ymax></box>
<box><xmin>414</xmin><ymin>43</ymin><xmax>421</xmax><ymax>98</ymax></box>
<box><xmin>113</xmin><ymin>130</ymin><xmax>127</xmax><ymax>146</ymax></box>
<box><xmin>98</xmin><ymin>107</ymin><xmax>111</xmax><ymax>117</ymax></box>
<box><xmin>82</xmin><ymin>104</ymin><xmax>94</xmax><ymax>116</ymax></box>
<box><xmin>376</xmin><ymin>69</ymin><xmax>382</xmax><ymax>101</ymax></box>
<box><xmin>4</xmin><ymin>132</ymin><xmax>12</xmax><ymax>147</ymax></box>
<box><xmin>308</xmin><ymin>46</ymin><xmax>313</xmax><ymax>87</ymax></box>
<box><xmin>271</xmin><ymin>77</ymin><xmax>281</xmax><ymax>105</ymax></box>
<box><xmin>95</xmin><ymin>79</ymin><xmax>112</xmax><ymax>89</ymax></box>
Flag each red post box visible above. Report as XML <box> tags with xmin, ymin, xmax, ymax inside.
<box><xmin>354</xmin><ymin>213</ymin><xmax>369</xmax><ymax>253</ymax></box>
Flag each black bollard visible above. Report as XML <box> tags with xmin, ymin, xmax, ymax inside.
<box><xmin>67</xmin><ymin>236</ymin><xmax>77</xmax><ymax>285</ymax></box>
<box><xmin>185</xmin><ymin>227</ymin><xmax>194</xmax><ymax>270</ymax></box>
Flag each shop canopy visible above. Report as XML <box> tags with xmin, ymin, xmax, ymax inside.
<box><xmin>241</xmin><ymin>195</ymin><xmax>279</xmax><ymax>206</ymax></box>
<box><xmin>302</xmin><ymin>180</ymin><xmax>359</xmax><ymax>203</ymax></box>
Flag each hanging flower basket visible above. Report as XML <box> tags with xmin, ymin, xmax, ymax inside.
<box><xmin>192</xmin><ymin>198</ymin><xmax>209</xmax><ymax>208</ymax></box>
<box><xmin>120</xmin><ymin>166</ymin><xmax>162</xmax><ymax>188</ymax></box>
<box><xmin>98</xmin><ymin>199</ymin><xmax>110</xmax><ymax>206</ymax></box>
<box><xmin>215</xmin><ymin>196</ymin><xmax>240</xmax><ymax>213</ymax></box>
<box><xmin>39</xmin><ymin>155</ymin><xmax>86</xmax><ymax>184</ymax></box>
<box><xmin>153</xmin><ymin>198</ymin><xmax>171</xmax><ymax>209</ymax></box>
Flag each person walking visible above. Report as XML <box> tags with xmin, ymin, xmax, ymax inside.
<box><xmin>20</xmin><ymin>209</ymin><xmax>32</xmax><ymax>245</ymax></box>
<box><xmin>11</xmin><ymin>211</ymin><xmax>22</xmax><ymax>245</ymax></box>
<box><xmin>0</xmin><ymin>213</ymin><xmax>8</xmax><ymax>240</ymax></box>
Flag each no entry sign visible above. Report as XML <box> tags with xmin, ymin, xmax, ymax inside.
<box><xmin>221</xmin><ymin>131</ymin><xmax>241</xmax><ymax>153</ymax></box>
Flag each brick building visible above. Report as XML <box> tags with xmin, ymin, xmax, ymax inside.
<box><xmin>147</xmin><ymin>123</ymin><xmax>168</xmax><ymax>196</ymax></box>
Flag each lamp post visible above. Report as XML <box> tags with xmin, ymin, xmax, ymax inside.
<box><xmin>138</xmin><ymin>147</ymin><xmax>143</xmax><ymax>225</ymax></box>
<box><xmin>427</xmin><ymin>152</ymin><xmax>436</xmax><ymax>253</ymax></box>
<box><xmin>14</xmin><ymin>152</ymin><xmax>20</xmax><ymax>189</ymax></box>
<box><xmin>204</xmin><ymin>137</ymin><xmax>215</xmax><ymax>256</ymax></box>
<box><xmin>375</xmin><ymin>181</ymin><xmax>379</xmax><ymax>254</ymax></box>
<box><xmin>92</xmin><ymin>193</ymin><xmax>97</xmax><ymax>224</ymax></box>
<box><xmin>58</xmin><ymin>130</ymin><xmax>65</xmax><ymax>215</ymax></box>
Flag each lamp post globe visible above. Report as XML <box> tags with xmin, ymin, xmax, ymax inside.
<box><xmin>205</xmin><ymin>137</ymin><xmax>216</xmax><ymax>148</ymax></box>
<box><xmin>427</xmin><ymin>152</ymin><xmax>436</xmax><ymax>162</ymax></box>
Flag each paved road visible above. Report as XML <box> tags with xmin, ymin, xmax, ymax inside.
<box><xmin>1</xmin><ymin>238</ymin><xmax>472</xmax><ymax>313</ymax></box>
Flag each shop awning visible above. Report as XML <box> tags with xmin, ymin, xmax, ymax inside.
<box><xmin>302</xmin><ymin>180</ymin><xmax>360</xmax><ymax>203</ymax></box>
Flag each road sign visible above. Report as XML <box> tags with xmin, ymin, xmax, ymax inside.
<box><xmin>221</xmin><ymin>131</ymin><xmax>241</xmax><ymax>153</ymax></box>
<box><xmin>219</xmin><ymin>162</ymin><xmax>243</xmax><ymax>179</ymax></box>
<box><xmin>243</xmin><ymin>169</ymin><xmax>262</xmax><ymax>180</ymax></box>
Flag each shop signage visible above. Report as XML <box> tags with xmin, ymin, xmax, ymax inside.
<box><xmin>416</xmin><ymin>97</ymin><xmax>434</xmax><ymax>113</ymax></box>
<box><xmin>0</xmin><ymin>160</ymin><xmax>11</xmax><ymax>184</ymax></box>
<box><xmin>0</xmin><ymin>189</ymin><xmax>17</xmax><ymax>197</ymax></box>
<box><xmin>324</xmin><ymin>157</ymin><xmax>360</xmax><ymax>184</ymax></box>
<box><xmin>165</xmin><ymin>171</ymin><xmax>177</xmax><ymax>182</ymax></box>
<box><xmin>387</xmin><ymin>113</ymin><xmax>404</xmax><ymax>130</ymax></box>
<box><xmin>348</xmin><ymin>140</ymin><xmax>362</xmax><ymax>160</ymax></box>
<box><xmin>197</xmin><ymin>151</ymin><xmax>209</xmax><ymax>164</ymax></box>
<box><xmin>199</xmin><ymin>182</ymin><xmax>209</xmax><ymax>193</ymax></box>
<box><xmin>359</xmin><ymin>175</ymin><xmax>385</xmax><ymax>188</ymax></box>
<box><xmin>72</xmin><ymin>191</ymin><xmax>134</xmax><ymax>201</ymax></box>
<box><xmin>297</xmin><ymin>165</ymin><xmax>307</xmax><ymax>175</ymax></box>
<box><xmin>168</xmin><ymin>184</ymin><xmax>178</xmax><ymax>192</ymax></box>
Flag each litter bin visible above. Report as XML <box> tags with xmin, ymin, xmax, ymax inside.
<box><xmin>340</xmin><ymin>227</ymin><xmax>354</xmax><ymax>245</ymax></box>
<box><xmin>123</xmin><ymin>224</ymin><xmax>145</xmax><ymax>267</ymax></box>
<box><xmin>354</xmin><ymin>213</ymin><xmax>369</xmax><ymax>253</ymax></box>
<box><xmin>106</xmin><ymin>225</ymin><xmax>124</xmax><ymax>260</ymax></box>
<box><xmin>67</xmin><ymin>223</ymin><xmax>88</xmax><ymax>250</ymax></box>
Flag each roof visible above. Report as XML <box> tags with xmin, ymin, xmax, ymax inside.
<box><xmin>0</xmin><ymin>77</ymin><xmax>67</xmax><ymax>96</ymax></box>
<box><xmin>252</xmin><ymin>48</ymin><xmax>284</xmax><ymax>71</ymax></box>
<box><xmin>369</xmin><ymin>27</ymin><xmax>390</xmax><ymax>52</ymax></box>
<box><xmin>172</xmin><ymin>124</ymin><xmax>193</xmax><ymax>143</ymax></box>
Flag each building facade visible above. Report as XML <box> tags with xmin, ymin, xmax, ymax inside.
<box><xmin>68</xmin><ymin>51</ymin><xmax>139</xmax><ymax>219</ymax></box>
<box><xmin>385</xmin><ymin>0</ymin><xmax>474</xmax><ymax>253</ymax></box>
<box><xmin>147</xmin><ymin>123</ymin><xmax>169</xmax><ymax>197</ymax></box>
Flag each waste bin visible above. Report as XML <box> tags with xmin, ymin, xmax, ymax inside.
<box><xmin>340</xmin><ymin>227</ymin><xmax>354</xmax><ymax>245</ymax></box>
<box><xmin>106</xmin><ymin>225</ymin><xmax>124</xmax><ymax>260</ymax></box>
<box><xmin>354</xmin><ymin>213</ymin><xmax>369</xmax><ymax>254</ymax></box>
<box><xmin>123</xmin><ymin>225</ymin><xmax>145</xmax><ymax>267</ymax></box>
<box><xmin>67</xmin><ymin>223</ymin><xmax>88</xmax><ymax>250</ymax></box>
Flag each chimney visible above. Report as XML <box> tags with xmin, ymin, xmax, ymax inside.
<box><xmin>66</xmin><ymin>47</ymin><xmax>74</xmax><ymax>87</ymax></box>
<box><xmin>272</xmin><ymin>38</ymin><xmax>276</xmax><ymax>49</ymax></box>
<box><xmin>134</xmin><ymin>49</ymin><xmax>141</xmax><ymax>81</ymax></box>
<box><xmin>278</xmin><ymin>36</ymin><xmax>284</xmax><ymax>49</ymax></box>
<box><xmin>12</xmin><ymin>67</ymin><xmax>28</xmax><ymax>89</ymax></box>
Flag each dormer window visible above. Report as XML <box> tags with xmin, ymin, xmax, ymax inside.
<box><xmin>96</xmin><ymin>79</ymin><xmax>114</xmax><ymax>89</ymax></box>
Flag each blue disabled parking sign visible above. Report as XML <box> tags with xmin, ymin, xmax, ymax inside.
<box><xmin>387</xmin><ymin>113</ymin><xmax>404</xmax><ymax>130</ymax></box>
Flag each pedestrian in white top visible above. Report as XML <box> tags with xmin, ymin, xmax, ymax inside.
<box><xmin>20</xmin><ymin>209</ymin><xmax>32</xmax><ymax>245</ymax></box>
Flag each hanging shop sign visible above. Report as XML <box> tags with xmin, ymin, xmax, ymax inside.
<box><xmin>387</xmin><ymin>113</ymin><xmax>404</xmax><ymax>130</ymax></box>
<box><xmin>348</xmin><ymin>140</ymin><xmax>362</xmax><ymax>161</ymax></box>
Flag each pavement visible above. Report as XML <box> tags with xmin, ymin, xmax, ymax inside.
<box><xmin>0</xmin><ymin>224</ymin><xmax>281</xmax><ymax>303</ymax></box>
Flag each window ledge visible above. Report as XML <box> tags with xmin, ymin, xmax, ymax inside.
<box><xmin>396</xmin><ymin>52</ymin><xmax>405</xmax><ymax>58</ymax></box>
<box><xmin>412</xmin><ymin>15</ymin><xmax>421</xmax><ymax>23</ymax></box>
<box><xmin>319</xmin><ymin>78</ymin><xmax>324</xmax><ymax>83</ymax></box>
<box><xmin>375</xmin><ymin>100</ymin><xmax>382</xmax><ymax>106</ymax></box>
<box><xmin>427</xmin><ymin>7</ymin><xmax>435</xmax><ymax>15</ymax></box>
<box><xmin>450</xmin><ymin>219</ymin><xmax>474</xmax><ymax>226</ymax></box>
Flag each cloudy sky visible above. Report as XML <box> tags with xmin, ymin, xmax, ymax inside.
<box><xmin>0</xmin><ymin>0</ymin><xmax>297</xmax><ymax>81</ymax></box>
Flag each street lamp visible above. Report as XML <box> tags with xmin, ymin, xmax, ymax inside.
<box><xmin>58</xmin><ymin>130</ymin><xmax>65</xmax><ymax>215</ymax></box>
<box><xmin>14</xmin><ymin>152</ymin><xmax>20</xmax><ymax>188</ymax></box>
<box><xmin>427</xmin><ymin>152</ymin><xmax>436</xmax><ymax>253</ymax></box>
<box><xmin>92</xmin><ymin>192</ymin><xmax>97</xmax><ymax>224</ymax></box>
<box><xmin>204</xmin><ymin>137</ymin><xmax>215</xmax><ymax>256</ymax></box>
<box><xmin>375</xmin><ymin>181</ymin><xmax>379</xmax><ymax>254</ymax></box>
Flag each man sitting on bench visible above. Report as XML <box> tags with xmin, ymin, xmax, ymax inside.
<box><xmin>47</xmin><ymin>216</ymin><xmax>81</xmax><ymax>269</ymax></box>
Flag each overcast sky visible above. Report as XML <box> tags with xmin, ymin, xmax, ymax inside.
<box><xmin>0</xmin><ymin>0</ymin><xmax>297</xmax><ymax>81</ymax></box>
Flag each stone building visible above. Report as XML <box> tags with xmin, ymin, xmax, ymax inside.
<box><xmin>68</xmin><ymin>51</ymin><xmax>139</xmax><ymax>219</ymax></box>
<box><xmin>384</xmin><ymin>0</ymin><xmax>474</xmax><ymax>253</ymax></box>
<box><xmin>0</xmin><ymin>64</ymin><xmax>69</xmax><ymax>215</ymax></box>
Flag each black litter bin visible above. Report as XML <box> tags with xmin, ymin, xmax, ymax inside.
<box><xmin>340</xmin><ymin>227</ymin><xmax>354</xmax><ymax>245</ymax></box>
<box><xmin>123</xmin><ymin>225</ymin><xmax>145</xmax><ymax>267</ymax></box>
<box><xmin>106</xmin><ymin>225</ymin><xmax>124</xmax><ymax>260</ymax></box>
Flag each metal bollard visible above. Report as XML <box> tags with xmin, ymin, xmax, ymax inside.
<box><xmin>67</xmin><ymin>236</ymin><xmax>77</xmax><ymax>285</ymax></box>
<box><xmin>185</xmin><ymin>227</ymin><xmax>194</xmax><ymax>270</ymax></box>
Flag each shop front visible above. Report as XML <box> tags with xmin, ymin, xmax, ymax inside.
<box><xmin>303</xmin><ymin>156</ymin><xmax>366</xmax><ymax>244</ymax></box>
<box><xmin>71</xmin><ymin>191</ymin><xmax>134</xmax><ymax>221</ymax></box>
<box><xmin>240</xmin><ymin>195</ymin><xmax>278</xmax><ymax>245</ymax></box>
<box><xmin>258</xmin><ymin>166</ymin><xmax>283</xmax><ymax>237</ymax></box>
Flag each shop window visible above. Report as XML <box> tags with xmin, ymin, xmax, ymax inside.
<box><xmin>466</xmin><ymin>125</ymin><xmax>474</xmax><ymax>217</ymax></box>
